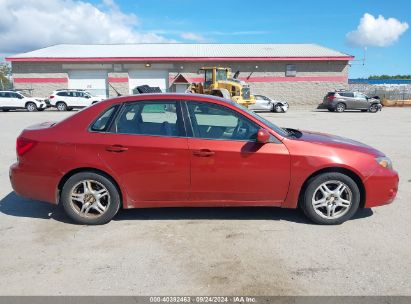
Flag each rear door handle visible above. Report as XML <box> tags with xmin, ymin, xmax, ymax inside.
<box><xmin>106</xmin><ymin>145</ymin><xmax>128</xmax><ymax>153</ymax></box>
<box><xmin>192</xmin><ymin>149</ymin><xmax>215</xmax><ymax>157</ymax></box>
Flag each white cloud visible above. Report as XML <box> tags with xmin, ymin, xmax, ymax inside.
<box><xmin>180</xmin><ymin>32</ymin><xmax>206</xmax><ymax>42</ymax></box>
<box><xmin>346</xmin><ymin>13</ymin><xmax>409</xmax><ymax>47</ymax></box>
<box><xmin>0</xmin><ymin>0</ymin><xmax>173</xmax><ymax>56</ymax></box>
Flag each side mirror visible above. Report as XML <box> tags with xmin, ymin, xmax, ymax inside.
<box><xmin>257</xmin><ymin>129</ymin><xmax>270</xmax><ymax>143</ymax></box>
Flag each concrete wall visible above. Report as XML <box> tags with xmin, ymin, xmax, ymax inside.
<box><xmin>11</xmin><ymin>60</ymin><xmax>349</xmax><ymax>107</ymax></box>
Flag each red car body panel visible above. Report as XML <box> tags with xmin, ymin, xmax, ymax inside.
<box><xmin>9</xmin><ymin>93</ymin><xmax>399</xmax><ymax>211</ymax></box>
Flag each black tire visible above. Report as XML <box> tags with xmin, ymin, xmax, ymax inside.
<box><xmin>2</xmin><ymin>109</ymin><xmax>10</xmax><ymax>112</ymax></box>
<box><xmin>369</xmin><ymin>104</ymin><xmax>379</xmax><ymax>113</ymax></box>
<box><xmin>361</xmin><ymin>110</ymin><xmax>367</xmax><ymax>112</ymax></box>
<box><xmin>56</xmin><ymin>102</ymin><xmax>67</xmax><ymax>111</ymax></box>
<box><xmin>335</xmin><ymin>103</ymin><xmax>346</xmax><ymax>113</ymax></box>
<box><xmin>26</xmin><ymin>102</ymin><xmax>37</xmax><ymax>112</ymax></box>
<box><xmin>60</xmin><ymin>172</ymin><xmax>121</xmax><ymax>225</ymax></box>
<box><xmin>38</xmin><ymin>108</ymin><xmax>45</xmax><ymax>111</ymax></box>
<box><xmin>327</xmin><ymin>108</ymin><xmax>335</xmax><ymax>112</ymax></box>
<box><xmin>300</xmin><ymin>172</ymin><xmax>360</xmax><ymax>225</ymax></box>
<box><xmin>67</xmin><ymin>107</ymin><xmax>73</xmax><ymax>111</ymax></box>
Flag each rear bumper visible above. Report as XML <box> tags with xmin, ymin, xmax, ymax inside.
<box><xmin>363</xmin><ymin>167</ymin><xmax>399</xmax><ymax>208</ymax></box>
<box><xmin>317</xmin><ymin>103</ymin><xmax>330</xmax><ymax>109</ymax></box>
<box><xmin>9</xmin><ymin>162</ymin><xmax>58</xmax><ymax>204</ymax></box>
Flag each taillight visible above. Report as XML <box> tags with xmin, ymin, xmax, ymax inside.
<box><xmin>327</xmin><ymin>95</ymin><xmax>335</xmax><ymax>101</ymax></box>
<box><xmin>49</xmin><ymin>95</ymin><xmax>55</xmax><ymax>99</ymax></box>
<box><xmin>16</xmin><ymin>137</ymin><xmax>36</xmax><ymax>156</ymax></box>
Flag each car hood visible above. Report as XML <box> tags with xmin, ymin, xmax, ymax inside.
<box><xmin>295</xmin><ymin>130</ymin><xmax>384</xmax><ymax>157</ymax></box>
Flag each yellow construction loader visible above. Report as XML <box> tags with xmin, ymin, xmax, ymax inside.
<box><xmin>188</xmin><ymin>67</ymin><xmax>255</xmax><ymax>107</ymax></box>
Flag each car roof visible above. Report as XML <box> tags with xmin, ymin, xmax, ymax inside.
<box><xmin>102</xmin><ymin>93</ymin><xmax>235</xmax><ymax>106</ymax></box>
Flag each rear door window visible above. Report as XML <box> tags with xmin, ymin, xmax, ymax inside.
<box><xmin>115</xmin><ymin>101</ymin><xmax>185</xmax><ymax>137</ymax></box>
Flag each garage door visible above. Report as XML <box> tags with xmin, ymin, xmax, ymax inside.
<box><xmin>68</xmin><ymin>70</ymin><xmax>108</xmax><ymax>98</ymax></box>
<box><xmin>128</xmin><ymin>70</ymin><xmax>168</xmax><ymax>93</ymax></box>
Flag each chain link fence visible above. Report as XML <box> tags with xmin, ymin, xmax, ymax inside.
<box><xmin>349</xmin><ymin>83</ymin><xmax>411</xmax><ymax>100</ymax></box>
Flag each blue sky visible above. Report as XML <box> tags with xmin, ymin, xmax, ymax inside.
<box><xmin>96</xmin><ymin>0</ymin><xmax>411</xmax><ymax>78</ymax></box>
<box><xmin>2</xmin><ymin>0</ymin><xmax>410</xmax><ymax>78</ymax></box>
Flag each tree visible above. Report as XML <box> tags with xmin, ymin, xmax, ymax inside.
<box><xmin>0</xmin><ymin>63</ymin><xmax>12</xmax><ymax>90</ymax></box>
<box><xmin>369</xmin><ymin>74</ymin><xmax>411</xmax><ymax>80</ymax></box>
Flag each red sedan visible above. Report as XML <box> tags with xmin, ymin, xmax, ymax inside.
<box><xmin>9</xmin><ymin>94</ymin><xmax>399</xmax><ymax>225</ymax></box>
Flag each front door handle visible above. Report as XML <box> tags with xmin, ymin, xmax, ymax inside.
<box><xmin>192</xmin><ymin>149</ymin><xmax>215</xmax><ymax>157</ymax></box>
<box><xmin>106</xmin><ymin>145</ymin><xmax>128</xmax><ymax>153</ymax></box>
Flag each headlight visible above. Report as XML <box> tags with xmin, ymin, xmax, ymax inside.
<box><xmin>376</xmin><ymin>157</ymin><xmax>393</xmax><ymax>170</ymax></box>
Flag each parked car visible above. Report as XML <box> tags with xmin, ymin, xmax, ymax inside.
<box><xmin>48</xmin><ymin>89</ymin><xmax>104</xmax><ymax>111</ymax></box>
<box><xmin>0</xmin><ymin>90</ymin><xmax>47</xmax><ymax>112</ymax></box>
<box><xmin>10</xmin><ymin>94</ymin><xmax>398</xmax><ymax>225</ymax></box>
<box><xmin>320</xmin><ymin>91</ymin><xmax>382</xmax><ymax>113</ymax></box>
<box><xmin>249</xmin><ymin>94</ymin><xmax>289</xmax><ymax>113</ymax></box>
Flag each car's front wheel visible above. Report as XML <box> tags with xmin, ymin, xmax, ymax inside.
<box><xmin>61</xmin><ymin>172</ymin><xmax>121</xmax><ymax>225</ymax></box>
<box><xmin>274</xmin><ymin>104</ymin><xmax>284</xmax><ymax>113</ymax></box>
<box><xmin>26</xmin><ymin>102</ymin><xmax>37</xmax><ymax>112</ymax></box>
<box><xmin>369</xmin><ymin>104</ymin><xmax>379</xmax><ymax>113</ymax></box>
<box><xmin>301</xmin><ymin>172</ymin><xmax>360</xmax><ymax>225</ymax></box>
<box><xmin>56</xmin><ymin>102</ymin><xmax>67</xmax><ymax>111</ymax></box>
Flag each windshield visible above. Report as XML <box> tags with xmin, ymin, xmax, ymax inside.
<box><xmin>216</xmin><ymin>69</ymin><xmax>227</xmax><ymax>81</ymax></box>
<box><xmin>17</xmin><ymin>91</ymin><xmax>29</xmax><ymax>97</ymax></box>
<box><xmin>230</xmin><ymin>101</ymin><xmax>289</xmax><ymax>137</ymax></box>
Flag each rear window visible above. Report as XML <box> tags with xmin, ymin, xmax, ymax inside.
<box><xmin>326</xmin><ymin>92</ymin><xmax>335</xmax><ymax>96</ymax></box>
<box><xmin>90</xmin><ymin>106</ymin><xmax>119</xmax><ymax>132</ymax></box>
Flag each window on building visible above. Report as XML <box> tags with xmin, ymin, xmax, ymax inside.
<box><xmin>285</xmin><ymin>64</ymin><xmax>297</xmax><ymax>77</ymax></box>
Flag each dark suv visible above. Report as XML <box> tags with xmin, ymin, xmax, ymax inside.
<box><xmin>320</xmin><ymin>91</ymin><xmax>382</xmax><ymax>113</ymax></box>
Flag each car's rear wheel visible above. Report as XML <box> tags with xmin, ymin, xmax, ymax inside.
<box><xmin>56</xmin><ymin>102</ymin><xmax>67</xmax><ymax>111</ymax></box>
<box><xmin>61</xmin><ymin>172</ymin><xmax>121</xmax><ymax>225</ymax></box>
<box><xmin>335</xmin><ymin>103</ymin><xmax>346</xmax><ymax>113</ymax></box>
<box><xmin>26</xmin><ymin>102</ymin><xmax>37</xmax><ymax>112</ymax></box>
<box><xmin>369</xmin><ymin>104</ymin><xmax>379</xmax><ymax>113</ymax></box>
<box><xmin>301</xmin><ymin>172</ymin><xmax>360</xmax><ymax>225</ymax></box>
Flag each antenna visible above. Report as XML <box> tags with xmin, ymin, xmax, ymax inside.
<box><xmin>349</xmin><ymin>46</ymin><xmax>367</xmax><ymax>66</ymax></box>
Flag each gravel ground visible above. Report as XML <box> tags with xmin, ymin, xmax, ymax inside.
<box><xmin>0</xmin><ymin>107</ymin><xmax>410</xmax><ymax>296</ymax></box>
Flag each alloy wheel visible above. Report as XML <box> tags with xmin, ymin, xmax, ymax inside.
<box><xmin>311</xmin><ymin>180</ymin><xmax>352</xmax><ymax>219</ymax></box>
<box><xmin>275</xmin><ymin>104</ymin><xmax>283</xmax><ymax>113</ymax></box>
<box><xmin>26</xmin><ymin>103</ymin><xmax>36</xmax><ymax>112</ymax></box>
<box><xmin>69</xmin><ymin>180</ymin><xmax>111</xmax><ymax>218</ymax></box>
<box><xmin>57</xmin><ymin>103</ymin><xmax>67</xmax><ymax>111</ymax></box>
<box><xmin>336</xmin><ymin>103</ymin><xmax>345</xmax><ymax>113</ymax></box>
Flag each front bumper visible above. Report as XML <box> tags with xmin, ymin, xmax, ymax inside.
<box><xmin>363</xmin><ymin>167</ymin><xmax>399</xmax><ymax>208</ymax></box>
<box><xmin>278</xmin><ymin>103</ymin><xmax>289</xmax><ymax>112</ymax></box>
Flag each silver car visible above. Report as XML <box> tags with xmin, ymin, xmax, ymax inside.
<box><xmin>320</xmin><ymin>91</ymin><xmax>382</xmax><ymax>113</ymax></box>
<box><xmin>249</xmin><ymin>94</ymin><xmax>289</xmax><ymax>113</ymax></box>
